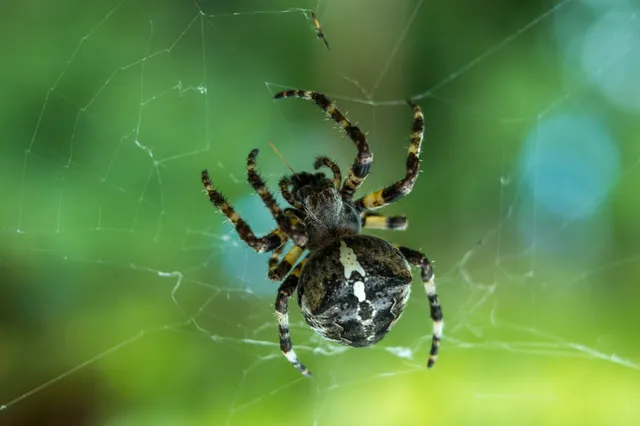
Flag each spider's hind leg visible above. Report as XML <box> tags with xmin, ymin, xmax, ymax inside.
<box><xmin>395</xmin><ymin>245</ymin><xmax>442</xmax><ymax>368</ymax></box>
<box><xmin>275</xmin><ymin>259</ymin><xmax>311</xmax><ymax>376</ymax></box>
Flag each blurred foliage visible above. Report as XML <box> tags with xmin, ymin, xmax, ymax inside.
<box><xmin>1</xmin><ymin>0</ymin><xmax>639</xmax><ymax>425</ymax></box>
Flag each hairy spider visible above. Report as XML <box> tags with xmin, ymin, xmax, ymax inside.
<box><xmin>201</xmin><ymin>90</ymin><xmax>442</xmax><ymax>376</ymax></box>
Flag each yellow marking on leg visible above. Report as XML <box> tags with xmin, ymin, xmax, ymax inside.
<box><xmin>344</xmin><ymin>173</ymin><xmax>366</xmax><ymax>190</ymax></box>
<box><xmin>229</xmin><ymin>212</ymin><xmax>240</xmax><ymax>224</ymax></box>
<box><xmin>269</xmin><ymin>244</ymin><xmax>286</xmax><ymax>268</ymax></box>
<box><xmin>292</xmin><ymin>259</ymin><xmax>307</xmax><ymax>278</ymax></box>
<box><xmin>331</xmin><ymin>175</ymin><xmax>340</xmax><ymax>188</ymax></box>
<box><xmin>362</xmin><ymin>189</ymin><xmax>385</xmax><ymax>208</ymax></box>
<box><xmin>409</xmin><ymin>140</ymin><xmax>421</xmax><ymax>155</ymax></box>
<box><xmin>363</xmin><ymin>215</ymin><xmax>388</xmax><ymax>229</ymax></box>
<box><xmin>284</xmin><ymin>245</ymin><xmax>304</xmax><ymax>265</ymax></box>
<box><xmin>269</xmin><ymin>244</ymin><xmax>306</xmax><ymax>280</ymax></box>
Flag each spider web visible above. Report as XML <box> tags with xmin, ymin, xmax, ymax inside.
<box><xmin>1</xmin><ymin>0</ymin><xmax>639</xmax><ymax>424</ymax></box>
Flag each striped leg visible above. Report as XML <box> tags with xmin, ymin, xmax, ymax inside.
<box><xmin>274</xmin><ymin>90</ymin><xmax>372</xmax><ymax>201</ymax></box>
<box><xmin>361</xmin><ymin>212</ymin><xmax>408</xmax><ymax>231</ymax></box>
<box><xmin>275</xmin><ymin>260</ymin><xmax>311</xmax><ymax>376</ymax></box>
<box><xmin>354</xmin><ymin>101</ymin><xmax>425</xmax><ymax>212</ymax></box>
<box><xmin>313</xmin><ymin>156</ymin><xmax>342</xmax><ymax>189</ymax></box>
<box><xmin>202</xmin><ymin>171</ymin><xmax>286</xmax><ymax>253</ymax></box>
<box><xmin>269</xmin><ymin>243</ymin><xmax>287</xmax><ymax>271</ymax></box>
<box><xmin>247</xmin><ymin>149</ymin><xmax>307</xmax><ymax>246</ymax></box>
<box><xmin>267</xmin><ymin>210</ymin><xmax>304</xmax><ymax>274</ymax></box>
<box><xmin>396</xmin><ymin>245</ymin><xmax>442</xmax><ymax>368</ymax></box>
<box><xmin>269</xmin><ymin>244</ymin><xmax>306</xmax><ymax>281</ymax></box>
<box><xmin>279</xmin><ymin>176</ymin><xmax>303</xmax><ymax>209</ymax></box>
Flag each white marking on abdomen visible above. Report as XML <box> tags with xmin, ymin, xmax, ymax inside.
<box><xmin>353</xmin><ymin>281</ymin><xmax>366</xmax><ymax>302</ymax></box>
<box><xmin>339</xmin><ymin>240</ymin><xmax>366</xmax><ymax>279</ymax></box>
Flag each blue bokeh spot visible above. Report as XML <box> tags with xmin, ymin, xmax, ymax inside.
<box><xmin>220</xmin><ymin>193</ymin><xmax>286</xmax><ymax>295</ymax></box>
<box><xmin>519</xmin><ymin>114</ymin><xmax>620</xmax><ymax>219</ymax></box>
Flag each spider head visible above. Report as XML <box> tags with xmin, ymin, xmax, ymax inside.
<box><xmin>289</xmin><ymin>172</ymin><xmax>360</xmax><ymax>245</ymax></box>
<box><xmin>290</xmin><ymin>171</ymin><xmax>337</xmax><ymax>209</ymax></box>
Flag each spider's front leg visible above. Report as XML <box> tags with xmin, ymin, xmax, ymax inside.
<box><xmin>201</xmin><ymin>171</ymin><xmax>286</xmax><ymax>253</ymax></box>
<box><xmin>395</xmin><ymin>245</ymin><xmax>442</xmax><ymax>368</ymax></box>
<box><xmin>275</xmin><ymin>259</ymin><xmax>311</xmax><ymax>376</ymax></box>
<box><xmin>274</xmin><ymin>90</ymin><xmax>372</xmax><ymax>201</ymax></box>
<box><xmin>354</xmin><ymin>101</ymin><xmax>425</xmax><ymax>212</ymax></box>
<box><xmin>279</xmin><ymin>177</ymin><xmax>303</xmax><ymax>210</ymax></box>
<box><xmin>247</xmin><ymin>149</ymin><xmax>307</xmax><ymax>246</ymax></box>
<box><xmin>313</xmin><ymin>156</ymin><xmax>342</xmax><ymax>189</ymax></box>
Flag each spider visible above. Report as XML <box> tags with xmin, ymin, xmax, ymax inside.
<box><xmin>201</xmin><ymin>89</ymin><xmax>443</xmax><ymax>376</ymax></box>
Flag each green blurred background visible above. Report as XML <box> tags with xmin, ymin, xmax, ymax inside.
<box><xmin>1</xmin><ymin>0</ymin><xmax>639</xmax><ymax>425</ymax></box>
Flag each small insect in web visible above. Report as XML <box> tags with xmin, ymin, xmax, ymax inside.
<box><xmin>311</xmin><ymin>11</ymin><xmax>330</xmax><ymax>51</ymax></box>
<box><xmin>201</xmin><ymin>90</ymin><xmax>443</xmax><ymax>376</ymax></box>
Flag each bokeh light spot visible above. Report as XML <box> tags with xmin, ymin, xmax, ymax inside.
<box><xmin>519</xmin><ymin>114</ymin><xmax>620</xmax><ymax>219</ymax></box>
<box><xmin>581</xmin><ymin>7</ymin><xmax>640</xmax><ymax>113</ymax></box>
<box><xmin>221</xmin><ymin>194</ymin><xmax>283</xmax><ymax>295</ymax></box>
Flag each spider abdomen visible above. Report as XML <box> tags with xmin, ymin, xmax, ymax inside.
<box><xmin>297</xmin><ymin>235</ymin><xmax>413</xmax><ymax>347</ymax></box>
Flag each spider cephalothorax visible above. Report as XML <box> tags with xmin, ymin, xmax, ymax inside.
<box><xmin>290</xmin><ymin>171</ymin><xmax>342</xmax><ymax>218</ymax></box>
<box><xmin>201</xmin><ymin>89</ymin><xmax>443</xmax><ymax>376</ymax></box>
<box><xmin>285</xmin><ymin>171</ymin><xmax>361</xmax><ymax>250</ymax></box>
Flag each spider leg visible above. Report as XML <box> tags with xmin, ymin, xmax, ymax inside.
<box><xmin>395</xmin><ymin>245</ymin><xmax>442</xmax><ymax>368</ymax></box>
<box><xmin>247</xmin><ymin>149</ymin><xmax>307</xmax><ymax>246</ymax></box>
<box><xmin>269</xmin><ymin>243</ymin><xmax>287</xmax><ymax>271</ymax></box>
<box><xmin>267</xmin><ymin>209</ymin><xmax>307</xmax><ymax>275</ymax></box>
<box><xmin>354</xmin><ymin>101</ymin><xmax>425</xmax><ymax>212</ymax></box>
<box><xmin>269</xmin><ymin>245</ymin><xmax>306</xmax><ymax>281</ymax></box>
<box><xmin>313</xmin><ymin>156</ymin><xmax>342</xmax><ymax>189</ymax></box>
<box><xmin>275</xmin><ymin>259</ymin><xmax>311</xmax><ymax>376</ymax></box>
<box><xmin>361</xmin><ymin>212</ymin><xmax>408</xmax><ymax>231</ymax></box>
<box><xmin>202</xmin><ymin>171</ymin><xmax>286</xmax><ymax>253</ymax></box>
<box><xmin>279</xmin><ymin>176</ymin><xmax>303</xmax><ymax>209</ymax></box>
<box><xmin>274</xmin><ymin>90</ymin><xmax>372</xmax><ymax>201</ymax></box>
